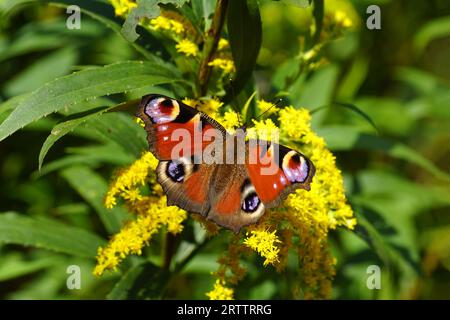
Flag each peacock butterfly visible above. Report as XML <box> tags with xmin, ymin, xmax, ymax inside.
<box><xmin>136</xmin><ymin>94</ymin><xmax>315</xmax><ymax>232</ymax></box>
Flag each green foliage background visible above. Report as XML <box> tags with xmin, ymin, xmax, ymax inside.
<box><xmin>0</xmin><ymin>0</ymin><xmax>449</xmax><ymax>299</ymax></box>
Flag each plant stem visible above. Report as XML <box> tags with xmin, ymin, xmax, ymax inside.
<box><xmin>162</xmin><ymin>233</ymin><xmax>178</xmax><ymax>270</ymax></box>
<box><xmin>197</xmin><ymin>0</ymin><xmax>229</xmax><ymax>96</ymax></box>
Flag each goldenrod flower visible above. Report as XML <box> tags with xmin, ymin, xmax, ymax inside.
<box><xmin>108</xmin><ymin>0</ymin><xmax>136</xmax><ymax>16</ymax></box>
<box><xmin>150</xmin><ymin>15</ymin><xmax>185</xmax><ymax>34</ymax></box>
<box><xmin>208</xmin><ymin>58</ymin><xmax>236</xmax><ymax>74</ymax></box>
<box><xmin>217</xmin><ymin>110</ymin><xmax>240</xmax><ymax>133</ymax></box>
<box><xmin>207</xmin><ymin>105</ymin><xmax>355</xmax><ymax>299</ymax></box>
<box><xmin>256</xmin><ymin>99</ymin><xmax>279</xmax><ymax>116</ymax></box>
<box><xmin>218</xmin><ymin>38</ymin><xmax>230</xmax><ymax>50</ymax></box>
<box><xmin>334</xmin><ymin>10</ymin><xmax>353</xmax><ymax>28</ymax></box>
<box><xmin>134</xmin><ymin>117</ymin><xmax>145</xmax><ymax>127</ymax></box>
<box><xmin>94</xmin><ymin>197</ymin><xmax>187</xmax><ymax>276</ymax></box>
<box><xmin>206</xmin><ymin>280</ymin><xmax>234</xmax><ymax>300</ymax></box>
<box><xmin>247</xmin><ymin>118</ymin><xmax>279</xmax><ymax>141</ymax></box>
<box><xmin>278</xmin><ymin>106</ymin><xmax>311</xmax><ymax>140</ymax></box>
<box><xmin>244</xmin><ymin>226</ymin><xmax>281</xmax><ymax>266</ymax></box>
<box><xmin>176</xmin><ymin>39</ymin><xmax>199</xmax><ymax>57</ymax></box>
<box><xmin>181</xmin><ymin>97</ymin><xmax>198</xmax><ymax>108</ymax></box>
<box><xmin>104</xmin><ymin>152</ymin><xmax>158</xmax><ymax>209</ymax></box>
<box><xmin>182</xmin><ymin>97</ymin><xmax>223</xmax><ymax>119</ymax></box>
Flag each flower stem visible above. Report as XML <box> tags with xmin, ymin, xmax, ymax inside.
<box><xmin>162</xmin><ymin>233</ymin><xmax>178</xmax><ymax>270</ymax></box>
<box><xmin>197</xmin><ymin>0</ymin><xmax>229</xmax><ymax>96</ymax></box>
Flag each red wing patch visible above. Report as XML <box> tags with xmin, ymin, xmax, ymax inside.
<box><xmin>245</xmin><ymin>142</ymin><xmax>290</xmax><ymax>204</ymax></box>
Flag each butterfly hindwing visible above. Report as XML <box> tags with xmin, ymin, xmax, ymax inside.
<box><xmin>156</xmin><ymin>158</ymin><xmax>214</xmax><ymax>215</ymax></box>
<box><xmin>205</xmin><ymin>164</ymin><xmax>266</xmax><ymax>233</ymax></box>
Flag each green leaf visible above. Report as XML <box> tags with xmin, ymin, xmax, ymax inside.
<box><xmin>107</xmin><ymin>262</ymin><xmax>169</xmax><ymax>299</ymax></box>
<box><xmin>353</xmin><ymin>210</ymin><xmax>420</xmax><ymax>275</ymax></box>
<box><xmin>0</xmin><ymin>212</ymin><xmax>105</xmax><ymax>258</ymax></box>
<box><xmin>192</xmin><ymin>0</ymin><xmax>216</xmax><ymax>31</ymax></box>
<box><xmin>121</xmin><ymin>0</ymin><xmax>190</xmax><ymax>42</ymax></box>
<box><xmin>414</xmin><ymin>16</ymin><xmax>450</xmax><ymax>54</ymax></box>
<box><xmin>291</xmin><ymin>64</ymin><xmax>339</xmax><ymax>109</ymax></box>
<box><xmin>0</xmin><ymin>61</ymin><xmax>181</xmax><ymax>142</ymax></box>
<box><xmin>316</xmin><ymin>125</ymin><xmax>450</xmax><ymax>181</ymax></box>
<box><xmin>84</xmin><ymin>112</ymin><xmax>148</xmax><ymax>157</ymax></box>
<box><xmin>0</xmin><ymin>253</ymin><xmax>62</xmax><ymax>282</ymax></box>
<box><xmin>38</xmin><ymin>106</ymin><xmax>113</xmax><ymax>170</ymax></box>
<box><xmin>4</xmin><ymin>47</ymin><xmax>78</xmax><ymax>97</ymax></box>
<box><xmin>273</xmin><ymin>0</ymin><xmax>311</xmax><ymax>7</ymax></box>
<box><xmin>0</xmin><ymin>93</ymin><xmax>30</xmax><ymax>122</ymax></box>
<box><xmin>311</xmin><ymin>102</ymin><xmax>380</xmax><ymax>134</ymax></box>
<box><xmin>227</xmin><ymin>0</ymin><xmax>262</xmax><ymax>98</ymax></box>
<box><xmin>35</xmin><ymin>144</ymin><xmax>133</xmax><ymax>178</ymax></box>
<box><xmin>61</xmin><ymin>166</ymin><xmax>127</xmax><ymax>234</ymax></box>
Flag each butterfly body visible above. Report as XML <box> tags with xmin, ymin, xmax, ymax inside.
<box><xmin>137</xmin><ymin>94</ymin><xmax>315</xmax><ymax>232</ymax></box>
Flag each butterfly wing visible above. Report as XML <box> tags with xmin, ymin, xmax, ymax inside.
<box><xmin>205</xmin><ymin>164</ymin><xmax>266</xmax><ymax>233</ymax></box>
<box><xmin>137</xmin><ymin>95</ymin><xmax>315</xmax><ymax>232</ymax></box>
<box><xmin>137</xmin><ymin>94</ymin><xmax>227</xmax><ymax>214</ymax></box>
<box><xmin>137</xmin><ymin>94</ymin><xmax>227</xmax><ymax>160</ymax></box>
<box><xmin>245</xmin><ymin>139</ymin><xmax>315</xmax><ymax>208</ymax></box>
<box><xmin>205</xmin><ymin>140</ymin><xmax>315</xmax><ymax>232</ymax></box>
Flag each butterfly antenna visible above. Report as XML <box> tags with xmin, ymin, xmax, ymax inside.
<box><xmin>255</xmin><ymin>98</ymin><xmax>283</xmax><ymax>121</ymax></box>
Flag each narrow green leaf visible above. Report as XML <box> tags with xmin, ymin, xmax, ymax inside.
<box><xmin>354</xmin><ymin>210</ymin><xmax>420</xmax><ymax>275</ymax></box>
<box><xmin>107</xmin><ymin>262</ymin><xmax>169</xmax><ymax>299</ymax></box>
<box><xmin>226</xmin><ymin>0</ymin><xmax>262</xmax><ymax>98</ymax></box>
<box><xmin>311</xmin><ymin>102</ymin><xmax>380</xmax><ymax>134</ymax></box>
<box><xmin>38</xmin><ymin>105</ymin><xmax>114</xmax><ymax>170</ymax></box>
<box><xmin>35</xmin><ymin>144</ymin><xmax>133</xmax><ymax>178</ymax></box>
<box><xmin>0</xmin><ymin>212</ymin><xmax>105</xmax><ymax>258</ymax></box>
<box><xmin>84</xmin><ymin>112</ymin><xmax>148</xmax><ymax>157</ymax></box>
<box><xmin>61</xmin><ymin>166</ymin><xmax>127</xmax><ymax>234</ymax></box>
<box><xmin>0</xmin><ymin>61</ymin><xmax>181</xmax><ymax>142</ymax></box>
<box><xmin>273</xmin><ymin>0</ymin><xmax>310</xmax><ymax>7</ymax></box>
<box><xmin>0</xmin><ymin>254</ymin><xmax>62</xmax><ymax>282</ymax></box>
<box><xmin>414</xmin><ymin>16</ymin><xmax>450</xmax><ymax>54</ymax></box>
<box><xmin>4</xmin><ymin>47</ymin><xmax>78</xmax><ymax>97</ymax></box>
<box><xmin>316</xmin><ymin>126</ymin><xmax>450</xmax><ymax>181</ymax></box>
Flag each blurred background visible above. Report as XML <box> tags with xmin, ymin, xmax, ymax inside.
<box><xmin>0</xmin><ymin>0</ymin><xmax>449</xmax><ymax>299</ymax></box>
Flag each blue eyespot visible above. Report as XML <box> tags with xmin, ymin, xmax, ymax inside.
<box><xmin>242</xmin><ymin>192</ymin><xmax>260</xmax><ymax>213</ymax></box>
<box><xmin>166</xmin><ymin>161</ymin><xmax>184</xmax><ymax>182</ymax></box>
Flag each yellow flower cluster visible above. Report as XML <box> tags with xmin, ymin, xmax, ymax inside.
<box><xmin>95</xmin><ymin>152</ymin><xmax>187</xmax><ymax>276</ymax></box>
<box><xmin>257</xmin><ymin>99</ymin><xmax>279</xmax><ymax>116</ymax></box>
<box><xmin>206</xmin><ymin>280</ymin><xmax>234</xmax><ymax>300</ymax></box>
<box><xmin>219</xmin><ymin>111</ymin><xmax>241</xmax><ymax>132</ymax></box>
<box><xmin>207</xmin><ymin>105</ymin><xmax>355</xmax><ymax>299</ymax></box>
<box><xmin>334</xmin><ymin>10</ymin><xmax>353</xmax><ymax>28</ymax></box>
<box><xmin>150</xmin><ymin>15</ymin><xmax>185</xmax><ymax>34</ymax></box>
<box><xmin>218</xmin><ymin>38</ymin><xmax>230</xmax><ymax>50</ymax></box>
<box><xmin>175</xmin><ymin>39</ymin><xmax>199</xmax><ymax>57</ymax></box>
<box><xmin>94</xmin><ymin>197</ymin><xmax>187</xmax><ymax>276</ymax></box>
<box><xmin>208</xmin><ymin>58</ymin><xmax>236</xmax><ymax>74</ymax></box>
<box><xmin>182</xmin><ymin>97</ymin><xmax>223</xmax><ymax>119</ymax></box>
<box><xmin>104</xmin><ymin>152</ymin><xmax>159</xmax><ymax>209</ymax></box>
<box><xmin>243</xmin><ymin>227</ymin><xmax>281</xmax><ymax>266</ymax></box>
<box><xmin>181</xmin><ymin>98</ymin><xmax>240</xmax><ymax>133</ymax></box>
<box><xmin>247</xmin><ymin>118</ymin><xmax>279</xmax><ymax>141</ymax></box>
<box><xmin>109</xmin><ymin>0</ymin><xmax>136</xmax><ymax>16</ymax></box>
